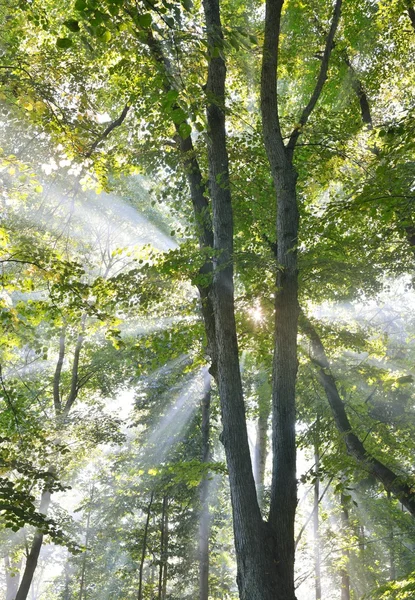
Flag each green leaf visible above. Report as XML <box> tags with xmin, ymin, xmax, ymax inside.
<box><xmin>137</xmin><ymin>13</ymin><xmax>152</xmax><ymax>28</ymax></box>
<box><xmin>178</xmin><ymin>122</ymin><xmax>191</xmax><ymax>139</ymax></box>
<box><xmin>101</xmin><ymin>30</ymin><xmax>111</xmax><ymax>43</ymax></box>
<box><xmin>56</xmin><ymin>37</ymin><xmax>73</xmax><ymax>49</ymax></box>
<box><xmin>64</xmin><ymin>19</ymin><xmax>80</xmax><ymax>32</ymax></box>
<box><xmin>171</xmin><ymin>108</ymin><xmax>187</xmax><ymax>125</ymax></box>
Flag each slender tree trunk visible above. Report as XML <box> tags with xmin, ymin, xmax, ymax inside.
<box><xmin>162</xmin><ymin>504</ymin><xmax>168</xmax><ymax>600</ymax></box>
<box><xmin>138</xmin><ymin>492</ymin><xmax>154</xmax><ymax>600</ymax></box>
<box><xmin>253</xmin><ymin>372</ymin><xmax>271</xmax><ymax>510</ymax></box>
<box><xmin>5</xmin><ymin>555</ymin><xmax>22</xmax><ymax>600</ymax></box>
<box><xmin>158</xmin><ymin>496</ymin><xmax>168</xmax><ymax>600</ymax></box>
<box><xmin>314</xmin><ymin>444</ymin><xmax>322</xmax><ymax>600</ymax></box>
<box><xmin>79</xmin><ymin>483</ymin><xmax>95</xmax><ymax>600</ymax></box>
<box><xmin>387</xmin><ymin>491</ymin><xmax>396</xmax><ymax>580</ymax></box>
<box><xmin>340</xmin><ymin>494</ymin><xmax>350</xmax><ymax>600</ymax></box>
<box><xmin>15</xmin><ymin>487</ymin><xmax>52</xmax><ymax>600</ymax></box>
<box><xmin>199</xmin><ymin>374</ymin><xmax>211</xmax><ymax>600</ymax></box>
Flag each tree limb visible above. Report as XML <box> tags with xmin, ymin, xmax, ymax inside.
<box><xmin>299</xmin><ymin>310</ymin><xmax>415</xmax><ymax>517</ymax></box>
<box><xmin>287</xmin><ymin>0</ymin><xmax>343</xmax><ymax>156</ymax></box>
<box><xmin>85</xmin><ymin>104</ymin><xmax>130</xmax><ymax>158</ymax></box>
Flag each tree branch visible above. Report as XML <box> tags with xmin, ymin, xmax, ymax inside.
<box><xmin>299</xmin><ymin>310</ymin><xmax>415</xmax><ymax>517</ymax></box>
<box><xmin>85</xmin><ymin>104</ymin><xmax>130</xmax><ymax>158</ymax></box>
<box><xmin>287</xmin><ymin>0</ymin><xmax>343</xmax><ymax>155</ymax></box>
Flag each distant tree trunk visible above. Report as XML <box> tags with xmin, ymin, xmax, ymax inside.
<box><xmin>387</xmin><ymin>491</ymin><xmax>396</xmax><ymax>581</ymax></box>
<box><xmin>15</xmin><ymin>486</ymin><xmax>52</xmax><ymax>600</ymax></box>
<box><xmin>5</xmin><ymin>554</ymin><xmax>22</xmax><ymax>600</ymax></box>
<box><xmin>162</xmin><ymin>505</ymin><xmax>168</xmax><ymax>600</ymax></box>
<box><xmin>199</xmin><ymin>374</ymin><xmax>211</xmax><ymax>600</ymax></box>
<box><xmin>314</xmin><ymin>444</ymin><xmax>322</xmax><ymax>600</ymax></box>
<box><xmin>79</xmin><ymin>483</ymin><xmax>95</xmax><ymax>600</ymax></box>
<box><xmin>138</xmin><ymin>492</ymin><xmax>154</xmax><ymax>600</ymax></box>
<box><xmin>63</xmin><ymin>555</ymin><xmax>71</xmax><ymax>600</ymax></box>
<box><xmin>158</xmin><ymin>496</ymin><xmax>168</xmax><ymax>600</ymax></box>
<box><xmin>340</xmin><ymin>494</ymin><xmax>350</xmax><ymax>600</ymax></box>
<box><xmin>253</xmin><ymin>372</ymin><xmax>271</xmax><ymax>510</ymax></box>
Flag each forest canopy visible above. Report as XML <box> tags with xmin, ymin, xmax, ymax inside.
<box><xmin>1</xmin><ymin>0</ymin><xmax>415</xmax><ymax>599</ymax></box>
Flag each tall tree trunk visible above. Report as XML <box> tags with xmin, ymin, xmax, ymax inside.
<box><xmin>199</xmin><ymin>374</ymin><xmax>211</xmax><ymax>600</ymax></box>
<box><xmin>201</xmin><ymin>0</ymin><xmax>277</xmax><ymax>599</ymax></box>
<box><xmin>158</xmin><ymin>496</ymin><xmax>168</xmax><ymax>600</ymax></box>
<box><xmin>15</xmin><ymin>487</ymin><xmax>52</xmax><ymax>600</ymax></box>
<box><xmin>79</xmin><ymin>483</ymin><xmax>95</xmax><ymax>600</ymax></box>
<box><xmin>162</xmin><ymin>504</ymin><xmax>168</xmax><ymax>600</ymax></box>
<box><xmin>314</xmin><ymin>444</ymin><xmax>322</xmax><ymax>600</ymax></box>
<box><xmin>260</xmin><ymin>0</ymin><xmax>342</xmax><ymax>596</ymax></box>
<box><xmin>138</xmin><ymin>492</ymin><xmax>154</xmax><ymax>600</ymax></box>
<box><xmin>340</xmin><ymin>494</ymin><xmax>350</xmax><ymax>600</ymax></box>
<box><xmin>387</xmin><ymin>491</ymin><xmax>396</xmax><ymax>581</ymax></box>
<box><xmin>5</xmin><ymin>554</ymin><xmax>22</xmax><ymax>600</ymax></box>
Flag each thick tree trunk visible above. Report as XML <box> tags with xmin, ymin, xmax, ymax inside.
<box><xmin>15</xmin><ymin>488</ymin><xmax>51</xmax><ymax>600</ymax></box>
<box><xmin>300</xmin><ymin>312</ymin><xmax>415</xmax><ymax>516</ymax></box>
<box><xmin>201</xmin><ymin>0</ymin><xmax>286</xmax><ymax>597</ymax></box>
<box><xmin>199</xmin><ymin>375</ymin><xmax>211</xmax><ymax>600</ymax></box>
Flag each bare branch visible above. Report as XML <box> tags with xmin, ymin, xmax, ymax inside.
<box><xmin>294</xmin><ymin>476</ymin><xmax>333</xmax><ymax>549</ymax></box>
<box><xmin>85</xmin><ymin>104</ymin><xmax>130</xmax><ymax>158</ymax></box>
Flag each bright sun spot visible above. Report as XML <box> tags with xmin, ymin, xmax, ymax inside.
<box><xmin>249</xmin><ymin>303</ymin><xmax>264</xmax><ymax>324</ymax></box>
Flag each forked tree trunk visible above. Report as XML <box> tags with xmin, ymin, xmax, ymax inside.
<box><xmin>202</xmin><ymin>0</ymin><xmax>284</xmax><ymax>596</ymax></box>
<box><xmin>260</xmin><ymin>0</ymin><xmax>342</xmax><ymax>596</ymax></box>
